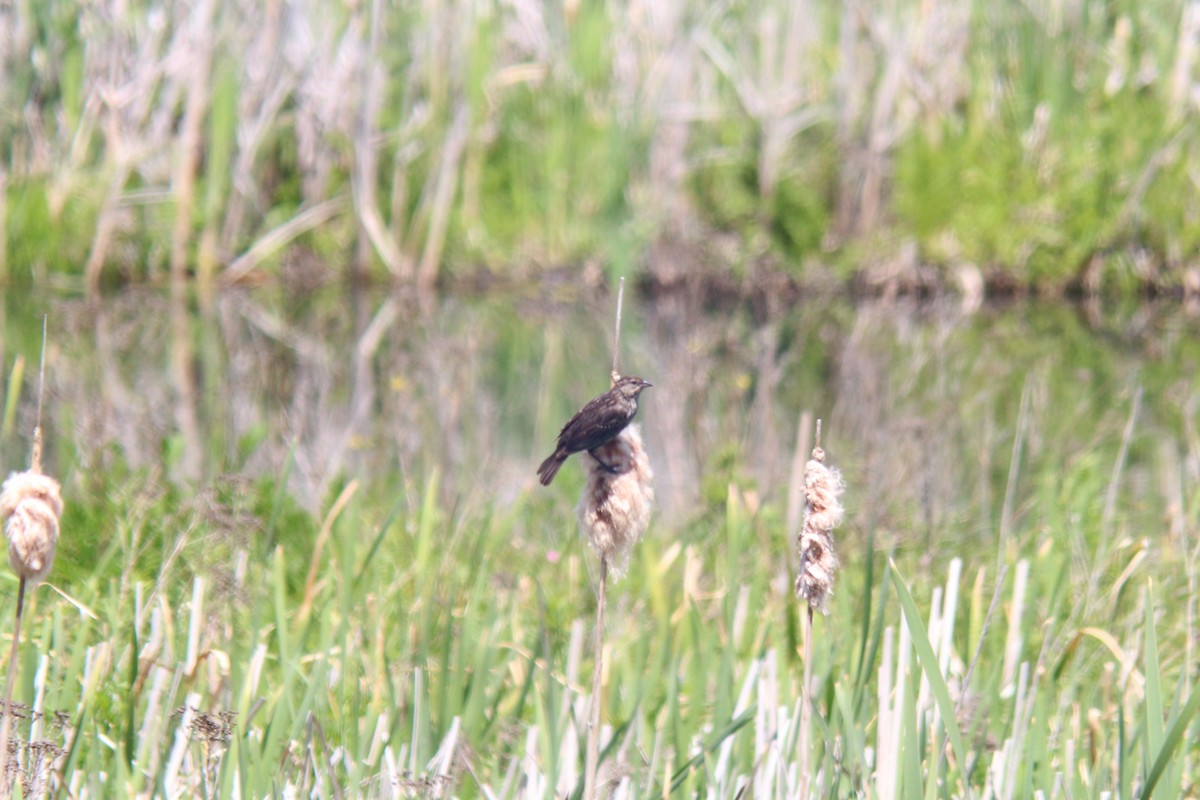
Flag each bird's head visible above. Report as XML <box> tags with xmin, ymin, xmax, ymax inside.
<box><xmin>614</xmin><ymin>375</ymin><xmax>653</xmax><ymax>400</ymax></box>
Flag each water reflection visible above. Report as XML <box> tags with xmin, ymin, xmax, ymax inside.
<box><xmin>0</xmin><ymin>287</ymin><xmax>1194</xmax><ymax>546</ymax></box>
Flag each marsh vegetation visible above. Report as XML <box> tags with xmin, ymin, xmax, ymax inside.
<box><xmin>3</xmin><ymin>0</ymin><xmax>1200</xmax><ymax>293</ymax></box>
<box><xmin>0</xmin><ymin>287</ymin><xmax>1197</xmax><ymax>796</ymax></box>
<box><xmin>3</xmin><ymin>0</ymin><xmax>1200</xmax><ymax>795</ymax></box>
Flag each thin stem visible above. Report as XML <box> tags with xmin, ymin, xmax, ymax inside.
<box><xmin>940</xmin><ymin>564</ymin><xmax>1008</xmax><ymax>780</ymax></box>
<box><xmin>32</xmin><ymin>316</ymin><xmax>46</xmax><ymax>475</ymax></box>
<box><xmin>584</xmin><ymin>556</ymin><xmax>608</xmax><ymax>800</ymax></box>
<box><xmin>35</xmin><ymin>316</ymin><xmax>46</xmax><ymax>433</ymax></box>
<box><xmin>610</xmin><ymin>277</ymin><xmax>625</xmax><ymax>384</ymax></box>
<box><xmin>998</xmin><ymin>376</ymin><xmax>1032</xmax><ymax>564</ymax></box>
<box><xmin>0</xmin><ymin>577</ymin><xmax>27</xmax><ymax>796</ymax></box>
<box><xmin>1088</xmin><ymin>385</ymin><xmax>1142</xmax><ymax>604</ymax></box>
<box><xmin>799</xmin><ymin>604</ymin><xmax>814</xmax><ymax>798</ymax></box>
<box><xmin>960</xmin><ymin>565</ymin><xmax>1008</xmax><ymax>710</ymax></box>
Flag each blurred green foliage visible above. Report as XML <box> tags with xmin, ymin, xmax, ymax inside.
<box><xmin>1</xmin><ymin>0</ymin><xmax>1197</xmax><ymax>290</ymax></box>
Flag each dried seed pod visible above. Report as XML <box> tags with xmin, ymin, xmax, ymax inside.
<box><xmin>576</xmin><ymin>425</ymin><xmax>653</xmax><ymax>581</ymax></box>
<box><xmin>0</xmin><ymin>471</ymin><xmax>64</xmax><ymax>583</ymax></box>
<box><xmin>795</xmin><ymin>446</ymin><xmax>844</xmax><ymax>613</ymax></box>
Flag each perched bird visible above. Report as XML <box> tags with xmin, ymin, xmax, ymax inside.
<box><xmin>538</xmin><ymin>375</ymin><xmax>652</xmax><ymax>486</ymax></box>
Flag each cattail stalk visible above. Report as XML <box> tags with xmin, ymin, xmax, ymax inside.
<box><xmin>0</xmin><ymin>319</ymin><xmax>61</xmax><ymax>796</ymax></box>
<box><xmin>0</xmin><ymin>583</ymin><xmax>22</xmax><ymax>796</ymax></box>
<box><xmin>584</xmin><ymin>555</ymin><xmax>607</xmax><ymax>800</ymax></box>
<box><xmin>610</xmin><ymin>277</ymin><xmax>625</xmax><ymax>385</ymax></box>
<box><xmin>799</xmin><ymin>603</ymin><xmax>814</xmax><ymax>798</ymax></box>
<box><xmin>583</xmin><ymin>279</ymin><xmax>652</xmax><ymax>800</ymax></box>
<box><xmin>580</xmin><ymin>426</ymin><xmax>653</xmax><ymax>799</ymax></box>
<box><xmin>795</xmin><ymin>420</ymin><xmax>843</xmax><ymax>798</ymax></box>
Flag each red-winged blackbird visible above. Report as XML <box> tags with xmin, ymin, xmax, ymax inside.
<box><xmin>537</xmin><ymin>375</ymin><xmax>652</xmax><ymax>486</ymax></box>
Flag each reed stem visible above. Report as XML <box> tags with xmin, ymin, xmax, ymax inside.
<box><xmin>610</xmin><ymin>277</ymin><xmax>624</xmax><ymax>384</ymax></box>
<box><xmin>0</xmin><ymin>577</ymin><xmax>28</xmax><ymax>797</ymax></box>
<box><xmin>584</xmin><ymin>555</ymin><xmax>608</xmax><ymax>799</ymax></box>
<box><xmin>799</xmin><ymin>604</ymin><xmax>814</xmax><ymax>798</ymax></box>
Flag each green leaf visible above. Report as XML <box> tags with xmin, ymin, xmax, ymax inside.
<box><xmin>1139</xmin><ymin>689</ymin><xmax>1200</xmax><ymax>800</ymax></box>
<box><xmin>891</xmin><ymin>559</ymin><xmax>973</xmax><ymax>799</ymax></box>
<box><xmin>1144</xmin><ymin>583</ymin><xmax>1164</xmax><ymax>759</ymax></box>
<box><xmin>669</xmin><ymin>707</ymin><xmax>756</xmax><ymax>791</ymax></box>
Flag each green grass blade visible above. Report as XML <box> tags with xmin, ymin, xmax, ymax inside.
<box><xmin>1139</xmin><ymin>688</ymin><xmax>1200</xmax><ymax>800</ymax></box>
<box><xmin>1144</xmin><ymin>583</ymin><xmax>1164</xmax><ymax>762</ymax></box>
<box><xmin>415</xmin><ymin>467</ymin><xmax>441</xmax><ymax>575</ymax></box>
<box><xmin>852</xmin><ymin>523</ymin><xmax>877</xmax><ymax>694</ymax></box>
<box><xmin>1140</xmin><ymin>578</ymin><xmax>1186</xmax><ymax>800</ymax></box>
<box><xmin>833</xmin><ymin>681</ymin><xmax>866</xmax><ymax>788</ymax></box>
<box><xmin>354</xmin><ymin>491</ymin><xmax>406</xmax><ymax>584</ymax></box>
<box><xmin>854</xmin><ymin>558</ymin><xmax>891</xmax><ymax>716</ymax></box>
<box><xmin>891</xmin><ymin>559</ymin><xmax>972</xmax><ymax>799</ymax></box>
<box><xmin>263</xmin><ymin>449</ymin><xmax>295</xmax><ymax>552</ymax></box>
<box><xmin>669</xmin><ymin>707</ymin><xmax>755</xmax><ymax>791</ymax></box>
<box><xmin>1120</xmin><ymin>702</ymin><xmax>1132</xmax><ymax>800</ymax></box>
<box><xmin>900</xmin><ymin>660</ymin><xmax>924</xmax><ymax>800</ymax></box>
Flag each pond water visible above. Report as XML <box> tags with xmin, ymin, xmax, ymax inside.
<box><xmin>0</xmin><ymin>286</ymin><xmax>1195</xmax><ymax>553</ymax></box>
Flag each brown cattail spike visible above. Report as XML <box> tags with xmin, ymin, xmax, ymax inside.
<box><xmin>0</xmin><ymin>471</ymin><xmax>63</xmax><ymax>583</ymax></box>
<box><xmin>577</xmin><ymin>425</ymin><xmax>653</xmax><ymax>581</ymax></box>
<box><xmin>795</xmin><ymin>444</ymin><xmax>844</xmax><ymax>613</ymax></box>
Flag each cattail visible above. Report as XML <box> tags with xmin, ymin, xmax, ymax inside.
<box><xmin>0</xmin><ymin>321</ymin><xmax>60</xmax><ymax>797</ymax></box>
<box><xmin>581</xmin><ymin>279</ymin><xmax>653</xmax><ymax>800</ymax></box>
<box><xmin>576</xmin><ymin>425</ymin><xmax>653</xmax><ymax>581</ymax></box>
<box><xmin>795</xmin><ymin>446</ymin><xmax>843</xmax><ymax>613</ymax></box>
<box><xmin>0</xmin><ymin>471</ymin><xmax>63</xmax><ymax>583</ymax></box>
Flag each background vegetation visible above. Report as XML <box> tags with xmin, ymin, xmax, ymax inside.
<box><xmin>2</xmin><ymin>0</ymin><xmax>1200</xmax><ymax>795</ymax></box>
<box><xmin>0</xmin><ymin>291</ymin><xmax>1197</xmax><ymax>796</ymax></box>
<box><xmin>2</xmin><ymin>0</ymin><xmax>1199</xmax><ymax>293</ymax></box>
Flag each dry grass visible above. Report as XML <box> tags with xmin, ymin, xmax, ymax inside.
<box><xmin>4</xmin><ymin>0</ymin><xmax>1198</xmax><ymax>290</ymax></box>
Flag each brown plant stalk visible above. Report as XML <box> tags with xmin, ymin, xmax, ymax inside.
<box><xmin>582</xmin><ymin>278</ymin><xmax>653</xmax><ymax>800</ymax></box>
<box><xmin>795</xmin><ymin>421</ymin><xmax>843</xmax><ymax>798</ymax></box>
<box><xmin>579</xmin><ymin>425</ymin><xmax>653</xmax><ymax>799</ymax></box>
<box><xmin>0</xmin><ymin>320</ymin><xmax>62</xmax><ymax>797</ymax></box>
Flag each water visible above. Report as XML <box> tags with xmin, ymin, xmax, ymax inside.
<box><xmin>0</xmin><ymin>287</ymin><xmax>1194</xmax><ymax>549</ymax></box>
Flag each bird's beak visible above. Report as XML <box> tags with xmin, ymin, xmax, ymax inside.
<box><xmin>641</xmin><ymin>380</ymin><xmax>653</xmax><ymax>388</ymax></box>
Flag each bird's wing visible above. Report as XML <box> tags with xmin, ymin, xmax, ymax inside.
<box><xmin>558</xmin><ymin>398</ymin><xmax>633</xmax><ymax>452</ymax></box>
<box><xmin>556</xmin><ymin>393</ymin><xmax>603</xmax><ymax>438</ymax></box>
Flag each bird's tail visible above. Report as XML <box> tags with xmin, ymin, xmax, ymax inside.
<box><xmin>537</xmin><ymin>452</ymin><xmax>565</xmax><ymax>485</ymax></box>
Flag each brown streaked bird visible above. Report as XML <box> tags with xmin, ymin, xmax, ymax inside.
<box><xmin>537</xmin><ymin>375</ymin><xmax>653</xmax><ymax>486</ymax></box>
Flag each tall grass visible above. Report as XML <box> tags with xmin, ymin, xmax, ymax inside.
<box><xmin>0</xmin><ymin>424</ymin><xmax>1195</xmax><ymax>796</ymax></box>
<box><xmin>0</xmin><ymin>291</ymin><xmax>1197</xmax><ymax>795</ymax></box>
<box><xmin>3</xmin><ymin>0</ymin><xmax>1199</xmax><ymax>291</ymax></box>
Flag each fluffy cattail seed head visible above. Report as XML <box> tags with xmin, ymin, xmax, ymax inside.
<box><xmin>795</xmin><ymin>446</ymin><xmax>843</xmax><ymax>613</ymax></box>
<box><xmin>576</xmin><ymin>425</ymin><xmax>653</xmax><ymax>581</ymax></box>
<box><xmin>0</xmin><ymin>471</ymin><xmax>63</xmax><ymax>583</ymax></box>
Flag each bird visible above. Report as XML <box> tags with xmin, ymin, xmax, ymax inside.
<box><xmin>537</xmin><ymin>375</ymin><xmax>653</xmax><ymax>486</ymax></box>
